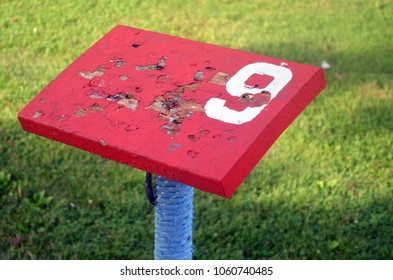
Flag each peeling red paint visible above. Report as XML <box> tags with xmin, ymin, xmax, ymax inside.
<box><xmin>32</xmin><ymin>111</ymin><xmax>43</xmax><ymax>118</ymax></box>
<box><xmin>78</xmin><ymin>66</ymin><xmax>105</xmax><ymax>80</ymax></box>
<box><xmin>89</xmin><ymin>103</ymin><xmax>104</xmax><ymax>112</ymax></box>
<box><xmin>208</xmin><ymin>72</ymin><xmax>230</xmax><ymax>85</ymax></box>
<box><xmin>17</xmin><ymin>25</ymin><xmax>326</xmax><ymax>198</ymax></box>
<box><xmin>73</xmin><ymin>107</ymin><xmax>86</xmax><ymax>117</ymax></box>
<box><xmin>193</xmin><ymin>71</ymin><xmax>204</xmax><ymax>81</ymax></box>
<box><xmin>136</xmin><ymin>56</ymin><xmax>167</xmax><ymax>71</ymax></box>
<box><xmin>114</xmin><ymin>59</ymin><xmax>125</xmax><ymax>68</ymax></box>
<box><xmin>146</xmin><ymin>83</ymin><xmax>203</xmax><ymax>135</ymax></box>
<box><xmin>238</xmin><ymin>91</ymin><xmax>271</xmax><ymax>107</ymax></box>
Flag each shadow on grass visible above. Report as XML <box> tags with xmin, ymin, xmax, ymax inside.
<box><xmin>193</xmin><ymin>188</ymin><xmax>393</xmax><ymax>259</ymax></box>
<box><xmin>0</xmin><ymin>118</ymin><xmax>154</xmax><ymax>259</ymax></box>
<box><xmin>346</xmin><ymin>97</ymin><xmax>393</xmax><ymax>134</ymax></box>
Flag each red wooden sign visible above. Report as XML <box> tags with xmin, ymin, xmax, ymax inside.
<box><xmin>18</xmin><ymin>25</ymin><xmax>326</xmax><ymax>198</ymax></box>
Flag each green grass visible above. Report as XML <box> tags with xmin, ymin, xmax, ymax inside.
<box><xmin>1</xmin><ymin>0</ymin><xmax>392</xmax><ymax>259</ymax></box>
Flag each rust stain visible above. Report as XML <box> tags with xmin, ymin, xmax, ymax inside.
<box><xmin>208</xmin><ymin>72</ymin><xmax>230</xmax><ymax>85</ymax></box>
<box><xmin>146</xmin><ymin>82</ymin><xmax>204</xmax><ymax>135</ymax></box>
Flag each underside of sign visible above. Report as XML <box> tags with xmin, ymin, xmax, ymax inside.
<box><xmin>18</xmin><ymin>25</ymin><xmax>326</xmax><ymax>198</ymax></box>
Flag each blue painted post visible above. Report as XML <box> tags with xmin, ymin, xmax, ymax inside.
<box><xmin>154</xmin><ymin>176</ymin><xmax>194</xmax><ymax>260</ymax></box>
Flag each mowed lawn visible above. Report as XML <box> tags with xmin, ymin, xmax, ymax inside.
<box><xmin>0</xmin><ymin>0</ymin><xmax>392</xmax><ymax>259</ymax></box>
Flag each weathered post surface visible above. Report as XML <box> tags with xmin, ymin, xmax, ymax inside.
<box><xmin>18</xmin><ymin>25</ymin><xmax>326</xmax><ymax>259</ymax></box>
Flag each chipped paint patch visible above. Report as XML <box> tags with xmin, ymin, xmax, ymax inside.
<box><xmin>193</xmin><ymin>71</ymin><xmax>204</xmax><ymax>81</ymax></box>
<box><xmin>89</xmin><ymin>103</ymin><xmax>104</xmax><ymax>112</ymax></box>
<box><xmin>78</xmin><ymin>66</ymin><xmax>105</xmax><ymax>80</ymax></box>
<box><xmin>73</xmin><ymin>107</ymin><xmax>86</xmax><ymax>117</ymax></box>
<box><xmin>89</xmin><ymin>91</ymin><xmax>104</xmax><ymax>99</ymax></box>
<box><xmin>106</xmin><ymin>92</ymin><xmax>139</xmax><ymax>110</ymax></box>
<box><xmin>32</xmin><ymin>111</ymin><xmax>43</xmax><ymax>118</ymax></box>
<box><xmin>146</xmin><ymin>83</ymin><xmax>203</xmax><ymax>135</ymax></box>
<box><xmin>208</xmin><ymin>72</ymin><xmax>229</xmax><ymax>85</ymax></box>
<box><xmin>136</xmin><ymin>56</ymin><xmax>167</xmax><ymax>71</ymax></box>
<box><xmin>119</xmin><ymin>75</ymin><xmax>128</xmax><ymax>81</ymax></box>
<box><xmin>99</xmin><ymin>139</ymin><xmax>106</xmax><ymax>146</ymax></box>
<box><xmin>238</xmin><ymin>90</ymin><xmax>271</xmax><ymax>107</ymax></box>
<box><xmin>114</xmin><ymin>59</ymin><xmax>125</xmax><ymax>68</ymax></box>
<box><xmin>117</xmin><ymin>97</ymin><xmax>139</xmax><ymax>110</ymax></box>
<box><xmin>106</xmin><ymin>92</ymin><xmax>127</xmax><ymax>101</ymax></box>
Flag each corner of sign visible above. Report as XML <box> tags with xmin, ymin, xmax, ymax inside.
<box><xmin>17</xmin><ymin>111</ymin><xmax>31</xmax><ymax>134</ymax></box>
<box><xmin>17</xmin><ymin>106</ymin><xmax>29</xmax><ymax>126</ymax></box>
<box><xmin>114</xmin><ymin>24</ymin><xmax>141</xmax><ymax>34</ymax></box>
<box><xmin>220</xmin><ymin>181</ymin><xmax>236</xmax><ymax>199</ymax></box>
<box><xmin>315</xmin><ymin>66</ymin><xmax>327</xmax><ymax>92</ymax></box>
<box><xmin>218</xmin><ymin>170</ymin><xmax>244</xmax><ymax>199</ymax></box>
<box><xmin>109</xmin><ymin>24</ymin><xmax>133</xmax><ymax>34</ymax></box>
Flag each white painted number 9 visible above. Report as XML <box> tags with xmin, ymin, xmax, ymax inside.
<box><xmin>205</xmin><ymin>62</ymin><xmax>292</xmax><ymax>125</ymax></box>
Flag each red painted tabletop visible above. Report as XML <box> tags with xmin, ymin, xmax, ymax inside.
<box><xmin>18</xmin><ymin>25</ymin><xmax>326</xmax><ymax>198</ymax></box>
